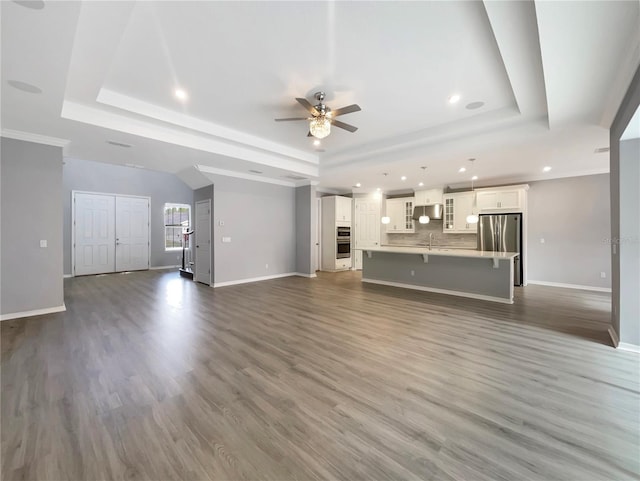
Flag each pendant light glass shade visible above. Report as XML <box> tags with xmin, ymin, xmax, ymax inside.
<box><xmin>309</xmin><ymin>116</ymin><xmax>331</xmax><ymax>139</ymax></box>
<box><xmin>419</xmin><ymin>215</ymin><xmax>430</xmax><ymax>224</ymax></box>
<box><xmin>381</xmin><ymin>216</ymin><xmax>391</xmax><ymax>224</ymax></box>
<box><xmin>466</xmin><ymin>213</ymin><xmax>479</xmax><ymax>224</ymax></box>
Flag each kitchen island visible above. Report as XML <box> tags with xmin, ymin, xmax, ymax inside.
<box><xmin>362</xmin><ymin>246</ymin><xmax>519</xmax><ymax>304</ymax></box>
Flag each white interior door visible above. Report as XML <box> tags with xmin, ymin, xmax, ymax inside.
<box><xmin>74</xmin><ymin>193</ymin><xmax>115</xmax><ymax>276</ymax></box>
<box><xmin>314</xmin><ymin>198</ymin><xmax>321</xmax><ymax>272</ymax></box>
<box><xmin>115</xmin><ymin>196</ymin><xmax>149</xmax><ymax>272</ymax></box>
<box><xmin>195</xmin><ymin>199</ymin><xmax>211</xmax><ymax>285</ymax></box>
<box><xmin>355</xmin><ymin>198</ymin><xmax>381</xmax><ymax>248</ymax></box>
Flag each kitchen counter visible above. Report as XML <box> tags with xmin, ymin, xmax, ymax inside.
<box><xmin>362</xmin><ymin>247</ymin><xmax>519</xmax><ymax>304</ymax></box>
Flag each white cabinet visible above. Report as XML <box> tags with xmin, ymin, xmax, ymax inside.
<box><xmin>443</xmin><ymin>192</ymin><xmax>476</xmax><ymax>234</ymax></box>
<box><xmin>414</xmin><ymin>188</ymin><xmax>443</xmax><ymax>205</ymax></box>
<box><xmin>335</xmin><ymin>196</ymin><xmax>352</xmax><ymax>222</ymax></box>
<box><xmin>476</xmin><ymin>189</ymin><xmax>522</xmax><ymax>211</ymax></box>
<box><xmin>386</xmin><ymin>197</ymin><xmax>415</xmax><ymax>233</ymax></box>
<box><xmin>321</xmin><ymin>196</ymin><xmax>352</xmax><ymax>271</ymax></box>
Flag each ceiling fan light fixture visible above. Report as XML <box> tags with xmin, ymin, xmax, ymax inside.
<box><xmin>309</xmin><ymin>116</ymin><xmax>331</xmax><ymax>139</ymax></box>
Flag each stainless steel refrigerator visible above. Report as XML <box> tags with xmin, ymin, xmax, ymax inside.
<box><xmin>477</xmin><ymin>213</ymin><xmax>523</xmax><ymax>286</ymax></box>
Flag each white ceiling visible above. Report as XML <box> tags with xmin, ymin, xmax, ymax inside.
<box><xmin>2</xmin><ymin>1</ymin><xmax>639</xmax><ymax>193</ymax></box>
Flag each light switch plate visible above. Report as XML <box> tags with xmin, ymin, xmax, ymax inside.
<box><xmin>222</xmin><ymin>236</ymin><xmax>231</xmax><ymax>243</ymax></box>
<box><xmin>40</xmin><ymin>240</ymin><xmax>47</xmax><ymax>248</ymax></box>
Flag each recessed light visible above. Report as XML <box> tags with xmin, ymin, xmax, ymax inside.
<box><xmin>8</xmin><ymin>79</ymin><xmax>42</xmax><ymax>94</ymax></box>
<box><xmin>376</xmin><ymin>187</ymin><xmax>381</xmax><ymax>192</ymax></box>
<box><xmin>471</xmin><ymin>175</ymin><xmax>478</xmax><ymax>181</ymax></box>
<box><xmin>458</xmin><ymin>167</ymin><xmax>466</xmax><ymax>173</ymax></box>
<box><xmin>313</xmin><ymin>139</ymin><xmax>321</xmax><ymax>146</ymax></box>
<box><xmin>401</xmin><ymin>176</ymin><xmax>407</xmax><ymax>181</ymax></box>
<box><xmin>543</xmin><ymin>166</ymin><xmax>552</xmax><ymax>172</ymax></box>
<box><xmin>174</xmin><ymin>88</ymin><xmax>188</xmax><ymax>100</ymax></box>
<box><xmin>354</xmin><ymin>182</ymin><xmax>361</xmax><ymax>187</ymax></box>
<box><xmin>448</xmin><ymin>94</ymin><xmax>461</xmax><ymax>104</ymax></box>
<box><xmin>418</xmin><ymin>182</ymin><xmax>424</xmax><ymax>187</ymax></box>
<box><xmin>466</xmin><ymin>101</ymin><xmax>485</xmax><ymax>110</ymax></box>
<box><xmin>13</xmin><ymin>1</ymin><xmax>45</xmax><ymax>9</ymax></box>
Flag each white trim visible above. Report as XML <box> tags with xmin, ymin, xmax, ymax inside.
<box><xmin>196</xmin><ymin>165</ymin><xmax>301</xmax><ymax>187</ymax></box>
<box><xmin>1</xmin><ymin>304</ymin><xmax>66</xmax><ymax>321</ymax></box>
<box><xmin>295</xmin><ymin>272</ymin><xmax>317</xmax><ymax>278</ymax></box>
<box><xmin>63</xmin><ymin>274</ymin><xmax>73</xmax><ymax>278</ymax></box>
<box><xmin>150</xmin><ymin>265</ymin><xmax>180</xmax><ymax>270</ymax></box>
<box><xmin>608</xmin><ymin>326</ymin><xmax>620</xmax><ymax>348</ymax></box>
<box><xmin>1</xmin><ymin>128</ymin><xmax>69</xmax><ymax>148</ymax></box>
<box><xmin>527</xmin><ymin>280</ymin><xmax>611</xmax><ymax>293</ymax></box>
<box><xmin>618</xmin><ymin>343</ymin><xmax>640</xmax><ymax>354</ymax></box>
<box><xmin>361</xmin><ymin>278</ymin><xmax>514</xmax><ymax>304</ymax></box>
<box><xmin>213</xmin><ymin>272</ymin><xmax>297</xmax><ymax>288</ymax></box>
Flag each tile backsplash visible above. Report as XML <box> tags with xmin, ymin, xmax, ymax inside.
<box><xmin>384</xmin><ymin>220</ymin><xmax>477</xmax><ymax>248</ymax></box>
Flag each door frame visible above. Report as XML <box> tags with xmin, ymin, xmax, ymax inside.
<box><xmin>194</xmin><ymin>199</ymin><xmax>212</xmax><ymax>286</ymax></box>
<box><xmin>72</xmin><ymin>190</ymin><xmax>151</xmax><ymax>277</ymax></box>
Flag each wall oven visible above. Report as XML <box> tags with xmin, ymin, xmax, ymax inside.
<box><xmin>336</xmin><ymin>226</ymin><xmax>351</xmax><ymax>259</ymax></box>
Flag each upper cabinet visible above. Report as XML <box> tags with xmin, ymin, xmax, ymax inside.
<box><xmin>443</xmin><ymin>192</ymin><xmax>476</xmax><ymax>234</ymax></box>
<box><xmin>386</xmin><ymin>197</ymin><xmax>415</xmax><ymax>233</ymax></box>
<box><xmin>414</xmin><ymin>188</ymin><xmax>443</xmax><ymax>205</ymax></box>
<box><xmin>476</xmin><ymin>188</ymin><xmax>524</xmax><ymax>212</ymax></box>
<box><xmin>324</xmin><ymin>195</ymin><xmax>352</xmax><ymax>223</ymax></box>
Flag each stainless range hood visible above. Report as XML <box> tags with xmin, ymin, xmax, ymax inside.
<box><xmin>412</xmin><ymin>204</ymin><xmax>443</xmax><ymax>221</ymax></box>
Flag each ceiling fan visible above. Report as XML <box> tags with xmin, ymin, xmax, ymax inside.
<box><xmin>275</xmin><ymin>91</ymin><xmax>361</xmax><ymax>139</ymax></box>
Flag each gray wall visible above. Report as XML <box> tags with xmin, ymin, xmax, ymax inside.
<box><xmin>527</xmin><ymin>174</ymin><xmax>611</xmax><ymax>289</ymax></box>
<box><xmin>295</xmin><ymin>185</ymin><xmax>316</xmax><ymax>275</ymax></box>
<box><xmin>207</xmin><ymin>175</ymin><xmax>296</xmax><ymax>284</ymax></box>
<box><xmin>194</xmin><ymin>184</ymin><xmax>214</xmax><ymax>285</ymax></box>
<box><xmin>618</xmin><ymin>139</ymin><xmax>640</xmax><ymax>346</ymax></box>
<box><xmin>610</xmin><ymin>64</ymin><xmax>640</xmax><ymax>346</ymax></box>
<box><xmin>1</xmin><ymin>138</ymin><xmax>64</xmax><ymax>315</ymax></box>
<box><xmin>63</xmin><ymin>158</ymin><xmax>193</xmax><ymax>274</ymax></box>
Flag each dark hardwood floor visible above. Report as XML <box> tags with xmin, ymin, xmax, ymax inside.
<box><xmin>2</xmin><ymin>270</ymin><xmax>638</xmax><ymax>480</ymax></box>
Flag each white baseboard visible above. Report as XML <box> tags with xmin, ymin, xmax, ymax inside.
<box><xmin>295</xmin><ymin>272</ymin><xmax>317</xmax><ymax>278</ymax></box>
<box><xmin>362</xmin><ymin>278</ymin><xmax>513</xmax><ymax>304</ymax></box>
<box><xmin>618</xmin><ymin>342</ymin><xmax>640</xmax><ymax>354</ymax></box>
<box><xmin>1</xmin><ymin>303</ymin><xmax>66</xmax><ymax>321</ymax></box>
<box><xmin>149</xmin><ymin>265</ymin><xmax>180</xmax><ymax>270</ymax></box>
<box><xmin>213</xmin><ymin>272</ymin><xmax>297</xmax><ymax>288</ymax></box>
<box><xmin>527</xmin><ymin>280</ymin><xmax>611</xmax><ymax>293</ymax></box>
<box><xmin>608</xmin><ymin>327</ymin><xmax>620</xmax><ymax>348</ymax></box>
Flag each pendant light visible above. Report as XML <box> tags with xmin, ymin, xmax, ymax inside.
<box><xmin>380</xmin><ymin>173</ymin><xmax>391</xmax><ymax>224</ymax></box>
<box><xmin>466</xmin><ymin>159</ymin><xmax>479</xmax><ymax>224</ymax></box>
<box><xmin>418</xmin><ymin>166</ymin><xmax>430</xmax><ymax>224</ymax></box>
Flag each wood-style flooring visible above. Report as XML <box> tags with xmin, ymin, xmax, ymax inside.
<box><xmin>2</xmin><ymin>270</ymin><xmax>639</xmax><ymax>480</ymax></box>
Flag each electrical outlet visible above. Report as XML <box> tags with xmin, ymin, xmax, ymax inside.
<box><xmin>265</xmin><ymin>263</ymin><xmax>269</xmax><ymax>270</ymax></box>
<box><xmin>410</xmin><ymin>270</ymin><xmax>415</xmax><ymax>276</ymax></box>
<box><xmin>39</xmin><ymin>240</ymin><xmax>47</xmax><ymax>248</ymax></box>
<box><xmin>600</xmin><ymin>271</ymin><xmax>606</xmax><ymax>278</ymax></box>
<box><xmin>540</xmin><ymin>238</ymin><xmax>545</xmax><ymax>244</ymax></box>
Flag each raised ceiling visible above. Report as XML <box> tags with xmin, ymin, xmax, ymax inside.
<box><xmin>2</xmin><ymin>1</ymin><xmax>639</xmax><ymax>192</ymax></box>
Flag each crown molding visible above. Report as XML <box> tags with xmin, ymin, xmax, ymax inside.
<box><xmin>1</xmin><ymin>129</ymin><xmax>69</xmax><ymax>150</ymax></box>
<box><xmin>196</xmin><ymin>165</ymin><xmax>297</xmax><ymax>187</ymax></box>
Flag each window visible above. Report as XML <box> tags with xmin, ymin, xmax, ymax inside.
<box><xmin>164</xmin><ymin>203</ymin><xmax>191</xmax><ymax>250</ymax></box>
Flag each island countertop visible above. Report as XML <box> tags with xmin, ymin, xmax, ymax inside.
<box><xmin>365</xmin><ymin>245</ymin><xmax>519</xmax><ymax>260</ymax></box>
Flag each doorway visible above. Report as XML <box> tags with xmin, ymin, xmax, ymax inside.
<box><xmin>73</xmin><ymin>192</ymin><xmax>150</xmax><ymax>276</ymax></box>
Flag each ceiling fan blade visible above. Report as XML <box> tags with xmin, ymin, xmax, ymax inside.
<box><xmin>331</xmin><ymin>104</ymin><xmax>361</xmax><ymax>117</ymax></box>
<box><xmin>331</xmin><ymin>119</ymin><xmax>358</xmax><ymax>133</ymax></box>
<box><xmin>296</xmin><ymin>97</ymin><xmax>320</xmax><ymax>115</ymax></box>
<box><xmin>274</xmin><ymin>117</ymin><xmax>310</xmax><ymax>122</ymax></box>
